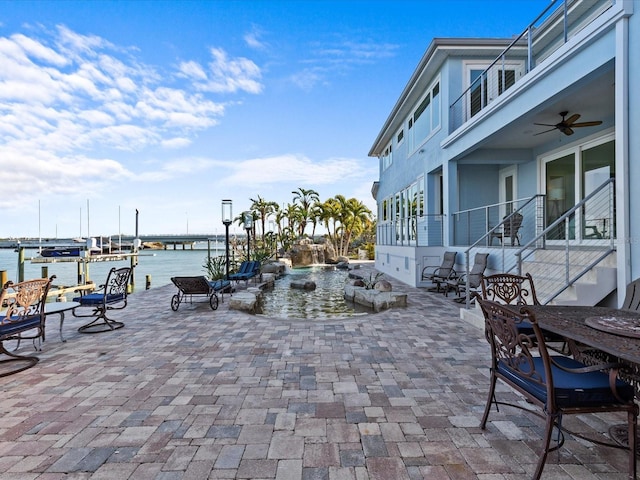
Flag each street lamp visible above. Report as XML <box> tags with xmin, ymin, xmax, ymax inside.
<box><xmin>222</xmin><ymin>200</ymin><xmax>233</xmax><ymax>280</ymax></box>
<box><xmin>243</xmin><ymin>211</ymin><xmax>253</xmax><ymax>261</ymax></box>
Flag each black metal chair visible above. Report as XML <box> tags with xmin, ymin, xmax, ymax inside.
<box><xmin>0</xmin><ymin>276</ymin><xmax>54</xmax><ymax>376</ymax></box>
<box><xmin>73</xmin><ymin>267</ymin><xmax>132</xmax><ymax>333</ymax></box>
<box><xmin>477</xmin><ymin>298</ymin><xmax>638</xmax><ymax>480</ymax></box>
<box><xmin>421</xmin><ymin>251</ymin><xmax>457</xmax><ymax>292</ymax></box>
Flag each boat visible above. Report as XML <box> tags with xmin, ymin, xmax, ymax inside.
<box><xmin>40</xmin><ymin>246</ymin><xmax>82</xmax><ymax>258</ymax></box>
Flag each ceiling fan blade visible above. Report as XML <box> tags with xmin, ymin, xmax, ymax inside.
<box><xmin>562</xmin><ymin>127</ymin><xmax>574</xmax><ymax>135</ymax></box>
<box><xmin>572</xmin><ymin>121</ymin><xmax>603</xmax><ymax>127</ymax></box>
<box><xmin>534</xmin><ymin>128</ymin><xmax>558</xmax><ymax>136</ymax></box>
<box><xmin>564</xmin><ymin>113</ymin><xmax>581</xmax><ymax>126</ymax></box>
<box><xmin>534</xmin><ymin>122</ymin><xmax>557</xmax><ymax>127</ymax></box>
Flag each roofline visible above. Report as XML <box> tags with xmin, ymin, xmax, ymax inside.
<box><xmin>368</xmin><ymin>37</ymin><xmax>517</xmax><ymax>157</ymax></box>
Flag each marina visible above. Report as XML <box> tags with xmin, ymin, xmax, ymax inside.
<box><xmin>0</xmin><ymin>242</ymin><xmax>226</xmax><ymax>292</ymax></box>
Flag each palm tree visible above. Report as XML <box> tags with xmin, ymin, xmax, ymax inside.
<box><xmin>250</xmin><ymin>196</ymin><xmax>279</xmax><ymax>239</ymax></box>
<box><xmin>319</xmin><ymin>197</ymin><xmax>341</xmax><ymax>252</ymax></box>
<box><xmin>341</xmin><ymin>198</ymin><xmax>373</xmax><ymax>256</ymax></box>
<box><xmin>291</xmin><ymin>187</ymin><xmax>319</xmax><ymax>237</ymax></box>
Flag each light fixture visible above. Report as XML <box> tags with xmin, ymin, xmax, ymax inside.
<box><xmin>221</xmin><ymin>199</ymin><xmax>233</xmax><ymax>280</ymax></box>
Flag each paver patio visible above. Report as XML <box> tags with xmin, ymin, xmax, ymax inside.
<box><xmin>0</xmin><ymin>263</ymin><xmax>632</xmax><ymax>479</ymax></box>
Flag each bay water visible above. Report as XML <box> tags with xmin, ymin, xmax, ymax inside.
<box><xmin>0</xmin><ymin>243</ymin><xmax>221</xmax><ymax>292</ymax></box>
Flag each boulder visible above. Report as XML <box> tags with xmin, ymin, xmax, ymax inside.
<box><xmin>291</xmin><ymin>280</ymin><xmax>316</xmax><ymax>291</ymax></box>
<box><xmin>374</xmin><ymin>280</ymin><xmax>393</xmax><ymax>292</ymax></box>
<box><xmin>344</xmin><ymin>284</ymin><xmax>407</xmax><ymax>312</ymax></box>
<box><xmin>229</xmin><ymin>291</ymin><xmax>258</xmax><ymax>313</ymax></box>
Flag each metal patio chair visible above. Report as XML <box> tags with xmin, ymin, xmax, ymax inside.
<box><xmin>421</xmin><ymin>251</ymin><xmax>457</xmax><ymax>292</ymax></box>
<box><xmin>73</xmin><ymin>266</ymin><xmax>132</xmax><ymax>333</ymax></box>
<box><xmin>477</xmin><ymin>298</ymin><xmax>638</xmax><ymax>480</ymax></box>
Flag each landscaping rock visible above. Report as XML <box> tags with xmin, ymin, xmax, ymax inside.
<box><xmin>229</xmin><ymin>292</ymin><xmax>258</xmax><ymax>313</ymax></box>
<box><xmin>374</xmin><ymin>280</ymin><xmax>393</xmax><ymax>292</ymax></box>
<box><xmin>291</xmin><ymin>280</ymin><xmax>316</xmax><ymax>291</ymax></box>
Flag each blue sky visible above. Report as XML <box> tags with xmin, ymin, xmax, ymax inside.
<box><xmin>0</xmin><ymin>0</ymin><xmax>549</xmax><ymax>238</ymax></box>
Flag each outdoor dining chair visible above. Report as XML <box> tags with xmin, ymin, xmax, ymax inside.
<box><xmin>72</xmin><ymin>266</ymin><xmax>132</xmax><ymax>333</ymax></box>
<box><xmin>0</xmin><ymin>276</ymin><xmax>54</xmax><ymax>376</ymax></box>
<box><xmin>477</xmin><ymin>298</ymin><xmax>638</xmax><ymax>480</ymax></box>
<box><xmin>479</xmin><ymin>272</ymin><xmax>540</xmax><ymax>305</ymax></box>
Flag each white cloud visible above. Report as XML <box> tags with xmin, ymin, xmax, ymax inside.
<box><xmin>244</xmin><ymin>26</ymin><xmax>269</xmax><ymax>50</ymax></box>
<box><xmin>180</xmin><ymin>47</ymin><xmax>263</xmax><ymax>94</ymax></box>
<box><xmin>222</xmin><ymin>154</ymin><xmax>375</xmax><ymax>187</ymax></box>
<box><xmin>0</xmin><ymin>24</ymin><xmax>262</xmax><ymax>213</ymax></box>
<box><xmin>289</xmin><ymin>38</ymin><xmax>399</xmax><ymax>90</ymax></box>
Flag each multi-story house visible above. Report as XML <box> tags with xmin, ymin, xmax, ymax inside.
<box><xmin>369</xmin><ymin>0</ymin><xmax>638</xmax><ymax>306</ymax></box>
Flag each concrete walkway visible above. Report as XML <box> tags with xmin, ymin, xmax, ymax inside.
<box><xmin>0</xmin><ymin>263</ymin><xmax>632</xmax><ymax>479</ymax></box>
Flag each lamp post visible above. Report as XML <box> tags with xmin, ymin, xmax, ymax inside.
<box><xmin>222</xmin><ymin>200</ymin><xmax>233</xmax><ymax>280</ymax></box>
<box><xmin>243</xmin><ymin>211</ymin><xmax>253</xmax><ymax>261</ymax></box>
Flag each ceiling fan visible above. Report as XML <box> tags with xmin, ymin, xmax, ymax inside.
<box><xmin>534</xmin><ymin>111</ymin><xmax>603</xmax><ymax>136</ymax></box>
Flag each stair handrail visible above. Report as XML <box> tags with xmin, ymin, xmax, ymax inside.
<box><xmin>459</xmin><ymin>194</ymin><xmax>542</xmax><ymax>307</ymax></box>
<box><xmin>514</xmin><ymin>177</ymin><xmax>615</xmax><ymax>304</ymax></box>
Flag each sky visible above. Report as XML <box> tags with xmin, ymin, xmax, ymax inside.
<box><xmin>0</xmin><ymin>0</ymin><xmax>550</xmax><ymax>238</ymax></box>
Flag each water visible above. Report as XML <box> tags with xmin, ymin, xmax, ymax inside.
<box><xmin>258</xmin><ymin>266</ymin><xmax>371</xmax><ymax>319</ymax></box>
<box><xmin>0</xmin><ymin>244</ymin><xmax>221</xmax><ymax>292</ymax></box>
<box><xmin>0</xmin><ymin>246</ymin><xmax>369</xmax><ymax>319</ymax></box>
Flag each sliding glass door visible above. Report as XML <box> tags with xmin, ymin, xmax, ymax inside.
<box><xmin>543</xmin><ymin>136</ymin><xmax>614</xmax><ymax>241</ymax></box>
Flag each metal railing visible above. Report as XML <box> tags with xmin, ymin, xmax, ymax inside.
<box><xmin>449</xmin><ymin>0</ymin><xmax>613</xmax><ymax>131</ymax></box>
<box><xmin>514</xmin><ymin>178</ymin><xmax>616</xmax><ymax>304</ymax></box>
<box><xmin>376</xmin><ymin>214</ymin><xmax>444</xmax><ymax>247</ymax></box>
<box><xmin>453</xmin><ymin>195</ymin><xmax>545</xmax><ymax>253</ymax></box>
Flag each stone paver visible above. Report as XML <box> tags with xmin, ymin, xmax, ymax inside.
<box><xmin>0</xmin><ymin>261</ymin><xmax>633</xmax><ymax>478</ymax></box>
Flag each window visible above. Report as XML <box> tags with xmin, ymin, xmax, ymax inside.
<box><xmin>408</xmin><ymin>78</ymin><xmax>440</xmax><ymax>152</ymax></box>
<box><xmin>396</xmin><ymin>128</ymin><xmax>404</xmax><ymax>145</ymax></box>
<box><xmin>381</xmin><ymin>143</ymin><xmax>393</xmax><ymax>171</ymax></box>
<box><xmin>465</xmin><ymin>61</ymin><xmax>523</xmax><ymax>119</ymax></box>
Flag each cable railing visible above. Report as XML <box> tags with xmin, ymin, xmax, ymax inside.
<box><xmin>514</xmin><ymin>178</ymin><xmax>616</xmax><ymax>305</ymax></box>
<box><xmin>376</xmin><ymin>214</ymin><xmax>444</xmax><ymax>247</ymax></box>
<box><xmin>452</xmin><ymin>195</ymin><xmax>544</xmax><ymax>253</ymax></box>
<box><xmin>449</xmin><ymin>0</ymin><xmax>613</xmax><ymax>131</ymax></box>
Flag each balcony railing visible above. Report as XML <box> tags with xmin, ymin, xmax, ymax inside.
<box><xmin>449</xmin><ymin>0</ymin><xmax>613</xmax><ymax>131</ymax></box>
<box><xmin>376</xmin><ymin>214</ymin><xmax>444</xmax><ymax>247</ymax></box>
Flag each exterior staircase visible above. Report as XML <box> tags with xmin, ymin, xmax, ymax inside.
<box><xmin>460</xmin><ymin>247</ymin><xmax>617</xmax><ymax>329</ymax></box>
<box><xmin>519</xmin><ymin>248</ymin><xmax>617</xmax><ymax>305</ymax></box>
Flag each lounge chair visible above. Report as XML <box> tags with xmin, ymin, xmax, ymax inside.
<box><xmin>73</xmin><ymin>266</ymin><xmax>132</xmax><ymax>333</ymax></box>
<box><xmin>445</xmin><ymin>252</ymin><xmax>489</xmax><ymax>302</ymax></box>
<box><xmin>421</xmin><ymin>251</ymin><xmax>457</xmax><ymax>292</ymax></box>
<box><xmin>170</xmin><ymin>276</ymin><xmax>231</xmax><ymax>311</ymax></box>
<box><xmin>228</xmin><ymin>261</ymin><xmax>261</xmax><ymax>285</ymax></box>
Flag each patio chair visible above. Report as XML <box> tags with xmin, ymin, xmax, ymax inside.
<box><xmin>479</xmin><ymin>272</ymin><xmax>540</xmax><ymax>305</ymax></box>
<box><xmin>445</xmin><ymin>252</ymin><xmax>489</xmax><ymax>303</ymax></box>
<box><xmin>170</xmin><ymin>276</ymin><xmax>231</xmax><ymax>311</ymax></box>
<box><xmin>228</xmin><ymin>261</ymin><xmax>261</xmax><ymax>285</ymax></box>
<box><xmin>489</xmin><ymin>212</ymin><xmax>523</xmax><ymax>246</ymax></box>
<box><xmin>421</xmin><ymin>251</ymin><xmax>457</xmax><ymax>292</ymax></box>
<box><xmin>622</xmin><ymin>277</ymin><xmax>640</xmax><ymax>311</ymax></box>
<box><xmin>72</xmin><ymin>266</ymin><xmax>132</xmax><ymax>333</ymax></box>
<box><xmin>0</xmin><ymin>276</ymin><xmax>54</xmax><ymax>377</ymax></box>
<box><xmin>477</xmin><ymin>298</ymin><xmax>638</xmax><ymax>480</ymax></box>
<box><xmin>227</xmin><ymin>261</ymin><xmax>251</xmax><ymax>282</ymax></box>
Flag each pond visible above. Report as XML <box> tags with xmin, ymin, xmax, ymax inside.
<box><xmin>257</xmin><ymin>266</ymin><xmax>372</xmax><ymax>320</ymax></box>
